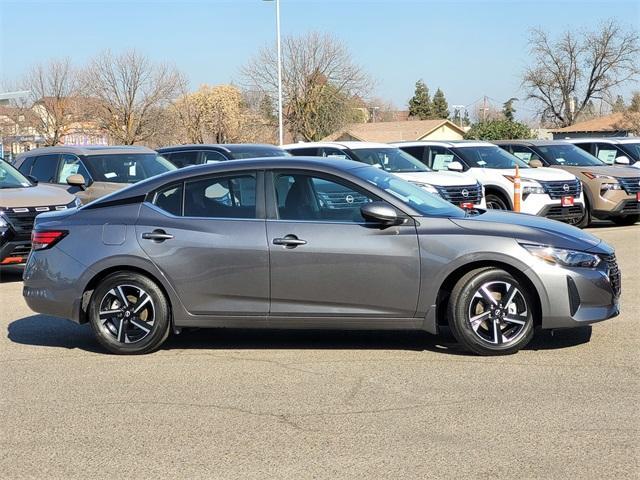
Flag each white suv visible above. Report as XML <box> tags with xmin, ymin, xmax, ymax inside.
<box><xmin>564</xmin><ymin>137</ymin><xmax>640</xmax><ymax>168</ymax></box>
<box><xmin>392</xmin><ymin>141</ymin><xmax>586</xmax><ymax>223</ymax></box>
<box><xmin>282</xmin><ymin>142</ymin><xmax>486</xmax><ymax>209</ymax></box>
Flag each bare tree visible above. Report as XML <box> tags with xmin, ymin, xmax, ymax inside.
<box><xmin>241</xmin><ymin>32</ymin><xmax>371</xmax><ymax>141</ymax></box>
<box><xmin>18</xmin><ymin>58</ymin><xmax>79</xmax><ymax>145</ymax></box>
<box><xmin>83</xmin><ymin>50</ymin><xmax>184</xmax><ymax>144</ymax></box>
<box><xmin>523</xmin><ymin>20</ymin><xmax>640</xmax><ymax>127</ymax></box>
<box><xmin>617</xmin><ymin>91</ymin><xmax>640</xmax><ymax>135</ymax></box>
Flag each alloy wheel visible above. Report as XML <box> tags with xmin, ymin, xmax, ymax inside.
<box><xmin>98</xmin><ymin>284</ymin><xmax>156</xmax><ymax>344</ymax></box>
<box><xmin>467</xmin><ymin>281</ymin><xmax>529</xmax><ymax>346</ymax></box>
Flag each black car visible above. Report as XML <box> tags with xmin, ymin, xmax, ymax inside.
<box><xmin>157</xmin><ymin>144</ymin><xmax>289</xmax><ymax>168</ymax></box>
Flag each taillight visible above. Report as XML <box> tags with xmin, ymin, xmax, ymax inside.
<box><xmin>31</xmin><ymin>230</ymin><xmax>68</xmax><ymax>251</ymax></box>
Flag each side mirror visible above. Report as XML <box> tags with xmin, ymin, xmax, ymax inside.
<box><xmin>66</xmin><ymin>174</ymin><xmax>87</xmax><ymax>191</ymax></box>
<box><xmin>361</xmin><ymin>202</ymin><xmax>399</xmax><ymax>225</ymax></box>
<box><xmin>614</xmin><ymin>155</ymin><xmax>630</xmax><ymax>165</ymax></box>
<box><xmin>447</xmin><ymin>161</ymin><xmax>464</xmax><ymax>172</ymax></box>
<box><xmin>529</xmin><ymin>159</ymin><xmax>543</xmax><ymax>168</ymax></box>
<box><xmin>27</xmin><ymin>175</ymin><xmax>39</xmax><ymax>185</ymax></box>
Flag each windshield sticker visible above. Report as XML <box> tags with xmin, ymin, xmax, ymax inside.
<box><xmin>104</xmin><ymin>172</ymin><xmax>117</xmax><ymax>179</ymax></box>
<box><xmin>477</xmin><ymin>160</ymin><xmax>487</xmax><ymax>166</ymax></box>
<box><xmin>513</xmin><ymin>152</ymin><xmax>532</xmax><ymax>162</ymax></box>
<box><xmin>556</xmin><ymin>157</ymin><xmax>566</xmax><ymax>163</ymax></box>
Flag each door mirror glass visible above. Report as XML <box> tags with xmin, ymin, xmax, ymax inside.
<box><xmin>529</xmin><ymin>159</ymin><xmax>543</xmax><ymax>168</ymax></box>
<box><xmin>66</xmin><ymin>174</ymin><xmax>86</xmax><ymax>190</ymax></box>
<box><xmin>447</xmin><ymin>161</ymin><xmax>464</xmax><ymax>172</ymax></box>
<box><xmin>614</xmin><ymin>155</ymin><xmax>630</xmax><ymax>165</ymax></box>
<box><xmin>360</xmin><ymin>202</ymin><xmax>399</xmax><ymax>225</ymax></box>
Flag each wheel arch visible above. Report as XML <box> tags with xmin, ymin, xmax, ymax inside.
<box><xmin>435</xmin><ymin>260</ymin><xmax>543</xmax><ymax>330</ymax></box>
<box><xmin>78</xmin><ymin>259</ymin><xmax>179</xmax><ymax>325</ymax></box>
<box><xmin>484</xmin><ymin>185</ymin><xmax>513</xmax><ymax>210</ymax></box>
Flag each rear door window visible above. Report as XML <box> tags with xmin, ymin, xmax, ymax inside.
<box><xmin>17</xmin><ymin>156</ymin><xmax>35</xmax><ymax>176</ymax></box>
<box><xmin>152</xmin><ymin>184</ymin><xmax>183</xmax><ymax>216</ymax></box>
<box><xmin>509</xmin><ymin>146</ymin><xmax>540</xmax><ymax>164</ymax></box>
<box><xmin>184</xmin><ymin>173</ymin><xmax>257</xmax><ymax>219</ymax></box>
<box><xmin>30</xmin><ymin>154</ymin><xmax>60</xmax><ymax>183</ymax></box>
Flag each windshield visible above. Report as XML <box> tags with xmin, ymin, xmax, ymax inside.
<box><xmin>456</xmin><ymin>146</ymin><xmax>529</xmax><ymax>169</ymax></box>
<box><xmin>0</xmin><ymin>160</ymin><xmax>32</xmax><ymax>189</ymax></box>
<box><xmin>86</xmin><ymin>154</ymin><xmax>176</xmax><ymax>184</ymax></box>
<box><xmin>348</xmin><ymin>148</ymin><xmax>431</xmax><ymax>173</ymax></box>
<box><xmin>352</xmin><ymin>165</ymin><xmax>464</xmax><ymax>218</ymax></box>
<box><xmin>537</xmin><ymin>144</ymin><xmax>604</xmax><ymax>166</ymax></box>
<box><xmin>228</xmin><ymin>147</ymin><xmax>290</xmax><ymax>159</ymax></box>
<box><xmin>619</xmin><ymin>142</ymin><xmax>640</xmax><ymax>161</ymax></box>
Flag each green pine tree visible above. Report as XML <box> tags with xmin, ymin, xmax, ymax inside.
<box><xmin>431</xmin><ymin>88</ymin><xmax>449</xmax><ymax>119</ymax></box>
<box><xmin>408</xmin><ymin>80</ymin><xmax>432</xmax><ymax>120</ymax></box>
<box><xmin>502</xmin><ymin>97</ymin><xmax>518</xmax><ymax>122</ymax></box>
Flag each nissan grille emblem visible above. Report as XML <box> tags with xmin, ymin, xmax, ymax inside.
<box><xmin>461</xmin><ymin>189</ymin><xmax>469</xmax><ymax>198</ymax></box>
<box><xmin>345</xmin><ymin>194</ymin><xmax>354</xmax><ymax>204</ymax></box>
<box><xmin>562</xmin><ymin>183</ymin><xmax>570</xmax><ymax>192</ymax></box>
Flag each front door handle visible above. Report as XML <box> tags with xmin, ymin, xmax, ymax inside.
<box><xmin>142</xmin><ymin>230</ymin><xmax>174</xmax><ymax>242</ymax></box>
<box><xmin>273</xmin><ymin>234</ymin><xmax>307</xmax><ymax>248</ymax></box>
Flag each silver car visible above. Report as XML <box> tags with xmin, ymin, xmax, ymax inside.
<box><xmin>22</xmin><ymin>158</ymin><xmax>621</xmax><ymax>355</ymax></box>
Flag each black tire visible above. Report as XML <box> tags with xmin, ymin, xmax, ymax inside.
<box><xmin>574</xmin><ymin>202</ymin><xmax>591</xmax><ymax>229</ymax></box>
<box><xmin>447</xmin><ymin>268</ymin><xmax>535</xmax><ymax>355</ymax></box>
<box><xmin>611</xmin><ymin>215</ymin><xmax>639</xmax><ymax>226</ymax></box>
<box><xmin>88</xmin><ymin>271</ymin><xmax>171</xmax><ymax>354</ymax></box>
<box><xmin>485</xmin><ymin>193</ymin><xmax>510</xmax><ymax>210</ymax></box>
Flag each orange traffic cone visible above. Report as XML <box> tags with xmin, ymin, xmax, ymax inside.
<box><xmin>513</xmin><ymin>165</ymin><xmax>521</xmax><ymax>213</ymax></box>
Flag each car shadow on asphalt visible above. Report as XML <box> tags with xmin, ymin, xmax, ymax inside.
<box><xmin>0</xmin><ymin>265</ymin><xmax>24</xmax><ymax>284</ymax></box>
<box><xmin>7</xmin><ymin>314</ymin><xmax>592</xmax><ymax>356</ymax></box>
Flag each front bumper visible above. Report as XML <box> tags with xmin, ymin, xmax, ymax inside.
<box><xmin>521</xmin><ymin>193</ymin><xmax>585</xmax><ymax>222</ymax></box>
<box><xmin>0</xmin><ymin>230</ymin><xmax>31</xmax><ymax>264</ymax></box>
<box><xmin>531</xmin><ymin>253</ymin><xmax>620</xmax><ymax>329</ymax></box>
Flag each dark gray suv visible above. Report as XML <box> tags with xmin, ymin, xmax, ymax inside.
<box><xmin>23</xmin><ymin>158</ymin><xmax>620</xmax><ymax>355</ymax></box>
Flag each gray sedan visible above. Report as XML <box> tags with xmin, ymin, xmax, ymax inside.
<box><xmin>22</xmin><ymin>157</ymin><xmax>620</xmax><ymax>355</ymax></box>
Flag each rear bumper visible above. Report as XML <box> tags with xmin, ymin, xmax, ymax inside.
<box><xmin>22</xmin><ymin>246</ymin><xmax>89</xmax><ymax>323</ymax></box>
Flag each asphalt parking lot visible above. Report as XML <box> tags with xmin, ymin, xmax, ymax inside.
<box><xmin>1</xmin><ymin>224</ymin><xmax>638</xmax><ymax>479</ymax></box>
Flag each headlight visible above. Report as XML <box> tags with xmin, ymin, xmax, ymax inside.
<box><xmin>410</xmin><ymin>182</ymin><xmax>440</xmax><ymax>196</ymax></box>
<box><xmin>522</xmin><ymin>181</ymin><xmax>546</xmax><ymax>195</ymax></box>
<box><xmin>582</xmin><ymin>172</ymin><xmax>616</xmax><ymax>180</ymax></box>
<box><xmin>522</xmin><ymin>244</ymin><xmax>601</xmax><ymax>268</ymax></box>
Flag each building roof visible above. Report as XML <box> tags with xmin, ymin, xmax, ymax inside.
<box><xmin>322</xmin><ymin>119</ymin><xmax>466</xmax><ymax>142</ymax></box>
<box><xmin>550</xmin><ymin>113</ymin><xmax>627</xmax><ymax>133</ymax></box>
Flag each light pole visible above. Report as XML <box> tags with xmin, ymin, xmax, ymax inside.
<box><xmin>263</xmin><ymin>0</ymin><xmax>284</xmax><ymax>145</ymax></box>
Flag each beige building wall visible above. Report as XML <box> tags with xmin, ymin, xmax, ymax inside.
<box><xmin>419</xmin><ymin>125</ymin><xmax>464</xmax><ymax>141</ymax></box>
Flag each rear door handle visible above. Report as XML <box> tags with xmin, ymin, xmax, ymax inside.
<box><xmin>273</xmin><ymin>234</ymin><xmax>307</xmax><ymax>247</ymax></box>
<box><xmin>142</xmin><ymin>230</ymin><xmax>174</xmax><ymax>242</ymax></box>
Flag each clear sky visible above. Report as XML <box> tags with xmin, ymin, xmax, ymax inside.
<box><xmin>1</xmin><ymin>0</ymin><xmax>639</xmax><ymax>120</ymax></box>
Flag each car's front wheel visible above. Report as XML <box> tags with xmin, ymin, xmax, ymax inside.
<box><xmin>88</xmin><ymin>272</ymin><xmax>171</xmax><ymax>354</ymax></box>
<box><xmin>485</xmin><ymin>193</ymin><xmax>509</xmax><ymax>210</ymax></box>
<box><xmin>447</xmin><ymin>268</ymin><xmax>535</xmax><ymax>355</ymax></box>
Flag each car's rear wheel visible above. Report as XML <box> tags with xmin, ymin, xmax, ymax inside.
<box><xmin>447</xmin><ymin>268</ymin><xmax>535</xmax><ymax>355</ymax></box>
<box><xmin>88</xmin><ymin>272</ymin><xmax>170</xmax><ymax>354</ymax></box>
<box><xmin>611</xmin><ymin>214</ymin><xmax>639</xmax><ymax>226</ymax></box>
<box><xmin>485</xmin><ymin>193</ymin><xmax>509</xmax><ymax>210</ymax></box>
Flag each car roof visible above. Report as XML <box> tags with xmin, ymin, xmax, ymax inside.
<box><xmin>15</xmin><ymin>145</ymin><xmax>156</xmax><ymax>157</ymax></box>
<box><xmin>282</xmin><ymin>141</ymin><xmax>395</xmax><ymax>150</ymax></box>
<box><xmin>85</xmin><ymin>156</ymin><xmax>367</xmax><ymax>204</ymax></box>
<box><xmin>158</xmin><ymin>144</ymin><xmax>284</xmax><ymax>153</ymax></box>
<box><xmin>492</xmin><ymin>139</ymin><xmax>571</xmax><ymax>147</ymax></box>
<box><xmin>390</xmin><ymin>140</ymin><xmax>491</xmax><ymax>148</ymax></box>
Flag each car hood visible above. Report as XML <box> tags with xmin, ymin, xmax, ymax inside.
<box><xmin>395</xmin><ymin>170</ymin><xmax>477</xmax><ymax>186</ymax></box>
<box><xmin>449</xmin><ymin>210</ymin><xmax>611</xmax><ymax>254</ymax></box>
<box><xmin>475</xmin><ymin>167</ymin><xmax>576</xmax><ymax>182</ymax></box>
<box><xmin>0</xmin><ymin>184</ymin><xmax>75</xmax><ymax>208</ymax></box>
<box><xmin>554</xmin><ymin>165</ymin><xmax>640</xmax><ymax>178</ymax></box>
